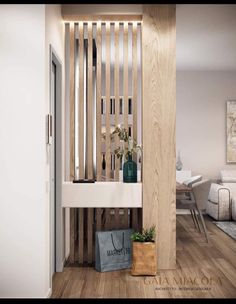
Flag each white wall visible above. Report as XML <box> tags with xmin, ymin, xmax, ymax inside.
<box><xmin>45</xmin><ymin>3</ymin><xmax>65</xmax><ymax>287</ymax></box>
<box><xmin>0</xmin><ymin>4</ymin><xmax>64</xmax><ymax>298</ymax></box>
<box><xmin>0</xmin><ymin>5</ymin><xmax>47</xmax><ymax>297</ymax></box>
<box><xmin>176</xmin><ymin>71</ymin><xmax>236</xmax><ymax>180</ymax></box>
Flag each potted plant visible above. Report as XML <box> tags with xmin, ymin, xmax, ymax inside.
<box><xmin>103</xmin><ymin>126</ymin><xmax>142</xmax><ymax>183</ymax></box>
<box><xmin>130</xmin><ymin>226</ymin><xmax>157</xmax><ymax>276</ymax></box>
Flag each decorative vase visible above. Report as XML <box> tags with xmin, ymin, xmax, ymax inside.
<box><xmin>131</xmin><ymin>242</ymin><xmax>157</xmax><ymax>276</ymax></box>
<box><xmin>176</xmin><ymin>151</ymin><xmax>183</xmax><ymax>171</ymax></box>
<box><xmin>123</xmin><ymin>154</ymin><xmax>137</xmax><ymax>183</ymax></box>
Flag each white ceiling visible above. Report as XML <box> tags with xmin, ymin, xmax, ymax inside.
<box><xmin>177</xmin><ymin>5</ymin><xmax>236</xmax><ymax>71</ymax></box>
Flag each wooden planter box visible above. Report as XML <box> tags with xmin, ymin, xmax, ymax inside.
<box><xmin>131</xmin><ymin>242</ymin><xmax>157</xmax><ymax>276</ymax></box>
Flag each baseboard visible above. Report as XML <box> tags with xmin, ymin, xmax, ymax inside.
<box><xmin>46</xmin><ymin>288</ymin><xmax>52</xmax><ymax>298</ymax></box>
<box><xmin>176</xmin><ymin>210</ymin><xmax>206</xmax><ymax>215</ymax></box>
<box><xmin>176</xmin><ymin>210</ymin><xmax>191</xmax><ymax>215</ymax></box>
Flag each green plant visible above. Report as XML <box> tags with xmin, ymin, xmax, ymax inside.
<box><xmin>131</xmin><ymin>225</ymin><xmax>156</xmax><ymax>243</ymax></box>
<box><xmin>102</xmin><ymin>126</ymin><xmax>142</xmax><ymax>161</ymax></box>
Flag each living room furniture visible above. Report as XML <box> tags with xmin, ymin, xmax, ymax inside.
<box><xmin>206</xmin><ymin>183</ymin><xmax>231</xmax><ymax>221</ymax></box>
<box><xmin>176</xmin><ymin>179</ymin><xmax>211</xmax><ymax>242</ymax></box>
<box><xmin>220</xmin><ymin>170</ymin><xmax>236</xmax><ymax>220</ymax></box>
<box><xmin>176</xmin><ymin>170</ymin><xmax>192</xmax><ymax>183</ymax></box>
<box><xmin>183</xmin><ymin>175</ymin><xmax>202</xmax><ymax>187</ymax></box>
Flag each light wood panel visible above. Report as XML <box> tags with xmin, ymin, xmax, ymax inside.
<box><xmin>87</xmin><ymin>22</ymin><xmax>93</xmax><ymax>179</ymax></box>
<box><xmin>96</xmin><ymin>208</ymin><xmax>102</xmax><ymax>231</ymax></box>
<box><xmin>79</xmin><ymin>22</ymin><xmax>84</xmax><ymax>179</ymax></box>
<box><xmin>132</xmin><ymin>23</ymin><xmax>138</xmax><ymax>227</ymax></box>
<box><xmin>123</xmin><ymin>22</ymin><xmax>129</xmax><ymax>133</ymax></box>
<box><xmin>53</xmin><ymin>215</ymin><xmax>236</xmax><ymax>298</ymax></box>
<box><xmin>105</xmin><ymin>23</ymin><xmax>111</xmax><ymax>180</ymax></box>
<box><xmin>69</xmin><ymin>208</ymin><xmax>76</xmax><ymax>263</ymax></box>
<box><xmin>69</xmin><ymin>23</ymin><xmax>75</xmax><ymax>180</ymax></box>
<box><xmin>142</xmin><ymin>5</ymin><xmax>176</xmax><ymax>270</ymax></box>
<box><xmin>87</xmin><ymin>208</ymin><xmax>93</xmax><ymax>264</ymax></box>
<box><xmin>62</xmin><ymin>15</ymin><xmax>143</xmax><ymax>22</ymax></box>
<box><xmin>114</xmin><ymin>22</ymin><xmax>120</xmax><ymax>181</ymax></box>
<box><xmin>96</xmin><ymin>22</ymin><xmax>102</xmax><ymax>181</ymax></box>
<box><xmin>132</xmin><ymin>22</ymin><xmax>138</xmax><ymax>161</ymax></box>
<box><xmin>78</xmin><ymin>208</ymin><xmax>84</xmax><ymax>264</ymax></box>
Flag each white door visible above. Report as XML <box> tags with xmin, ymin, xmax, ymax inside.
<box><xmin>50</xmin><ymin>61</ymin><xmax>56</xmax><ymax>278</ymax></box>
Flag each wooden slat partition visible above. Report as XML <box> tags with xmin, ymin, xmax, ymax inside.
<box><xmin>79</xmin><ymin>22</ymin><xmax>84</xmax><ymax>179</ymax></box>
<box><xmin>68</xmin><ymin>21</ymin><xmax>141</xmax><ymax>182</ymax></box>
<box><xmin>96</xmin><ymin>22</ymin><xmax>102</xmax><ymax>181</ymax></box>
<box><xmin>114</xmin><ymin>22</ymin><xmax>120</xmax><ymax>181</ymax></box>
<box><xmin>105</xmin><ymin>22</ymin><xmax>111</xmax><ymax>181</ymax></box>
<box><xmin>142</xmin><ymin>5</ymin><xmax>176</xmax><ymax>269</ymax></box>
<box><xmin>66</xmin><ymin>20</ymin><xmax>143</xmax><ymax>267</ymax></box>
<box><xmin>87</xmin><ymin>22</ymin><xmax>93</xmax><ymax>179</ymax></box>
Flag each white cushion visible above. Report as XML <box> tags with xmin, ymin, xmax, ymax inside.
<box><xmin>220</xmin><ymin>170</ymin><xmax>236</xmax><ymax>183</ymax></box>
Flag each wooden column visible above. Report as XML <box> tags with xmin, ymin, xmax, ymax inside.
<box><xmin>142</xmin><ymin>5</ymin><xmax>176</xmax><ymax>270</ymax></box>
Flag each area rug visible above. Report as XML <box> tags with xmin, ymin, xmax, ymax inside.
<box><xmin>213</xmin><ymin>221</ymin><xmax>236</xmax><ymax>241</ymax></box>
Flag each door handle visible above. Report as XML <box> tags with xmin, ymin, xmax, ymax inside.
<box><xmin>47</xmin><ymin>114</ymin><xmax>53</xmax><ymax>145</ymax></box>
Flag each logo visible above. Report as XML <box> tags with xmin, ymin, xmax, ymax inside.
<box><xmin>107</xmin><ymin>247</ymin><xmax>131</xmax><ymax>257</ymax></box>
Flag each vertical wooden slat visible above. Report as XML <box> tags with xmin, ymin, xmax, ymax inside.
<box><xmin>96</xmin><ymin>22</ymin><xmax>102</xmax><ymax>181</ymax></box>
<box><xmin>87</xmin><ymin>208</ymin><xmax>93</xmax><ymax>264</ymax></box>
<box><xmin>79</xmin><ymin>22</ymin><xmax>84</xmax><ymax>179</ymax></box>
<box><xmin>105</xmin><ymin>208</ymin><xmax>111</xmax><ymax>230</ymax></box>
<box><xmin>78</xmin><ymin>208</ymin><xmax>84</xmax><ymax>264</ymax></box>
<box><xmin>131</xmin><ymin>208</ymin><xmax>138</xmax><ymax>231</ymax></box>
<box><xmin>96</xmin><ymin>208</ymin><xmax>102</xmax><ymax>231</ymax></box>
<box><xmin>105</xmin><ymin>23</ymin><xmax>111</xmax><ymax>180</ymax></box>
<box><xmin>132</xmin><ymin>23</ymin><xmax>138</xmax><ymax>232</ymax></box>
<box><xmin>74</xmin><ymin>209</ymin><xmax>79</xmax><ymax>262</ymax></box>
<box><xmin>132</xmin><ymin>22</ymin><xmax>138</xmax><ymax>162</ymax></box>
<box><xmin>123</xmin><ymin>22</ymin><xmax>129</xmax><ymax>133</ymax></box>
<box><xmin>114</xmin><ymin>208</ymin><xmax>120</xmax><ymax>228</ymax></box>
<box><xmin>69</xmin><ymin>23</ymin><xmax>75</xmax><ymax>264</ymax></box>
<box><xmin>70</xmin><ymin>23</ymin><xmax>75</xmax><ymax>180</ymax></box>
<box><xmin>142</xmin><ymin>5</ymin><xmax>176</xmax><ymax>269</ymax></box>
<box><xmin>114</xmin><ymin>22</ymin><xmax>120</xmax><ymax>181</ymax></box>
<box><xmin>123</xmin><ymin>209</ymin><xmax>129</xmax><ymax>228</ymax></box>
<box><xmin>87</xmin><ymin>22</ymin><xmax>93</xmax><ymax>179</ymax></box>
<box><xmin>69</xmin><ymin>208</ymin><xmax>75</xmax><ymax>263</ymax></box>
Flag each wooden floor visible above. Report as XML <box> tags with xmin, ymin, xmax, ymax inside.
<box><xmin>51</xmin><ymin>215</ymin><xmax>236</xmax><ymax>298</ymax></box>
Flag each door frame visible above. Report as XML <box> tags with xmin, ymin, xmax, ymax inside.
<box><xmin>49</xmin><ymin>45</ymin><xmax>64</xmax><ymax>278</ymax></box>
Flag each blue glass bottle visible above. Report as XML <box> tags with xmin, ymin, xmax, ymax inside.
<box><xmin>123</xmin><ymin>154</ymin><xmax>137</xmax><ymax>183</ymax></box>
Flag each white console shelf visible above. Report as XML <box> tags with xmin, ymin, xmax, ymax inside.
<box><xmin>62</xmin><ymin>182</ymin><xmax>142</xmax><ymax>208</ymax></box>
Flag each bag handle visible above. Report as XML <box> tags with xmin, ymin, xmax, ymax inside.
<box><xmin>111</xmin><ymin>232</ymin><xmax>125</xmax><ymax>251</ymax></box>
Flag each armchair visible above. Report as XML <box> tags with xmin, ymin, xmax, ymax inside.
<box><xmin>206</xmin><ymin>183</ymin><xmax>231</xmax><ymax>221</ymax></box>
<box><xmin>220</xmin><ymin>170</ymin><xmax>236</xmax><ymax>220</ymax></box>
